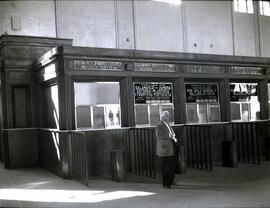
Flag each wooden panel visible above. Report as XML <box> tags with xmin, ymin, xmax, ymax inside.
<box><xmin>85</xmin><ymin>129</ymin><xmax>128</xmax><ymax>176</ymax></box>
<box><xmin>3</xmin><ymin>129</ymin><xmax>38</xmax><ymax>168</ymax></box>
<box><xmin>12</xmin><ymin>86</ymin><xmax>29</xmax><ymax>128</ymax></box>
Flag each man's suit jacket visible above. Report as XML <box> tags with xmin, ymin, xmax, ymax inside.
<box><xmin>155</xmin><ymin>121</ymin><xmax>174</xmax><ymax>157</ymax></box>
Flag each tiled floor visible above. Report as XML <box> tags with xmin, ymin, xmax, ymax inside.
<box><xmin>0</xmin><ymin>161</ymin><xmax>270</xmax><ymax>208</ymax></box>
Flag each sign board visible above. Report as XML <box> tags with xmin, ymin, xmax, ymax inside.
<box><xmin>185</xmin><ymin>83</ymin><xmax>219</xmax><ymax>103</ymax></box>
<box><xmin>134</xmin><ymin>83</ymin><xmax>173</xmax><ymax>104</ymax></box>
<box><xmin>134</xmin><ymin>63</ymin><xmax>176</xmax><ymax>72</ymax></box>
<box><xmin>183</xmin><ymin>65</ymin><xmax>225</xmax><ymax>74</ymax></box>
<box><xmin>230</xmin><ymin>66</ymin><xmax>264</xmax><ymax>75</ymax></box>
<box><xmin>74</xmin><ymin>60</ymin><xmax>123</xmax><ymax>71</ymax></box>
<box><xmin>230</xmin><ymin>83</ymin><xmax>258</xmax><ymax>102</ymax></box>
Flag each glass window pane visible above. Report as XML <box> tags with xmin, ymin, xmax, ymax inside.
<box><xmin>231</xmin><ymin>103</ymin><xmax>241</xmax><ymax>120</ymax></box>
<box><xmin>74</xmin><ymin>82</ymin><xmax>121</xmax><ymax>129</ymax></box>
<box><xmin>186</xmin><ymin>104</ymin><xmax>199</xmax><ymax>123</ymax></box>
<box><xmin>185</xmin><ymin>83</ymin><xmax>220</xmax><ymax>123</ymax></box>
<box><xmin>234</xmin><ymin>0</ymin><xmax>239</xmax><ymax>12</ymax></box>
<box><xmin>230</xmin><ymin>83</ymin><xmax>260</xmax><ymax>121</ymax></box>
<box><xmin>198</xmin><ymin>104</ymin><xmax>208</xmax><ymax>123</ymax></box>
<box><xmin>135</xmin><ymin>105</ymin><xmax>149</xmax><ymax>125</ymax></box>
<box><xmin>260</xmin><ymin>0</ymin><xmax>264</xmax><ymax>15</ymax></box>
<box><xmin>264</xmin><ymin>1</ymin><xmax>270</xmax><ymax>16</ymax></box>
<box><xmin>149</xmin><ymin>105</ymin><xmax>160</xmax><ymax>126</ymax></box>
<box><xmin>241</xmin><ymin>103</ymin><xmax>250</xmax><ymax>121</ymax></box>
<box><xmin>247</xmin><ymin>0</ymin><xmax>254</xmax><ymax>13</ymax></box>
<box><xmin>208</xmin><ymin>104</ymin><xmax>220</xmax><ymax>122</ymax></box>
<box><xmin>134</xmin><ymin>82</ymin><xmax>174</xmax><ymax>127</ymax></box>
<box><xmin>76</xmin><ymin>106</ymin><xmax>91</xmax><ymax>128</ymax></box>
<box><xmin>239</xmin><ymin>0</ymin><xmax>247</xmax><ymax>12</ymax></box>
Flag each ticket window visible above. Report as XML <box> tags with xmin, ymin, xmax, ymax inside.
<box><xmin>134</xmin><ymin>82</ymin><xmax>174</xmax><ymax>127</ymax></box>
<box><xmin>230</xmin><ymin>83</ymin><xmax>260</xmax><ymax>121</ymax></box>
<box><xmin>185</xmin><ymin>83</ymin><xmax>221</xmax><ymax>124</ymax></box>
<box><xmin>74</xmin><ymin>82</ymin><xmax>121</xmax><ymax>129</ymax></box>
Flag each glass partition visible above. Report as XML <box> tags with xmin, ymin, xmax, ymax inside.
<box><xmin>230</xmin><ymin>83</ymin><xmax>260</xmax><ymax>121</ymax></box>
<box><xmin>74</xmin><ymin>82</ymin><xmax>121</xmax><ymax>129</ymax></box>
<box><xmin>185</xmin><ymin>83</ymin><xmax>220</xmax><ymax>123</ymax></box>
<box><xmin>134</xmin><ymin>82</ymin><xmax>174</xmax><ymax>127</ymax></box>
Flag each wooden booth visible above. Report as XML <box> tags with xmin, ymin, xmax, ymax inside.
<box><xmin>1</xmin><ymin>35</ymin><xmax>270</xmax><ymax>184</ymax></box>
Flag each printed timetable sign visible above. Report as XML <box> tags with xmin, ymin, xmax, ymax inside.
<box><xmin>185</xmin><ymin>83</ymin><xmax>219</xmax><ymax>103</ymax></box>
<box><xmin>134</xmin><ymin>83</ymin><xmax>173</xmax><ymax>104</ymax></box>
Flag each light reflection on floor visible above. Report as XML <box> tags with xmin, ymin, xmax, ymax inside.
<box><xmin>0</xmin><ymin>189</ymin><xmax>155</xmax><ymax>203</ymax></box>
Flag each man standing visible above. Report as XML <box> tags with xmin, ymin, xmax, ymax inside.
<box><xmin>155</xmin><ymin>111</ymin><xmax>177</xmax><ymax>188</ymax></box>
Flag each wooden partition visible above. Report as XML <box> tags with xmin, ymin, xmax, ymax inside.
<box><xmin>128</xmin><ymin>128</ymin><xmax>156</xmax><ymax>178</ymax></box>
<box><xmin>69</xmin><ymin>131</ymin><xmax>88</xmax><ymax>186</ymax></box>
<box><xmin>184</xmin><ymin>125</ymin><xmax>213</xmax><ymax>171</ymax></box>
<box><xmin>2</xmin><ymin>128</ymin><xmax>38</xmax><ymax>169</ymax></box>
<box><xmin>231</xmin><ymin>122</ymin><xmax>261</xmax><ymax>164</ymax></box>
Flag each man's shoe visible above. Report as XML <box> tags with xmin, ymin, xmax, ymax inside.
<box><xmin>172</xmin><ymin>181</ymin><xmax>181</xmax><ymax>186</ymax></box>
<box><xmin>163</xmin><ymin>185</ymin><xmax>171</xmax><ymax>189</ymax></box>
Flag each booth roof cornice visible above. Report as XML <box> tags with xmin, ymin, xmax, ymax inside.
<box><xmin>0</xmin><ymin>35</ymin><xmax>72</xmax><ymax>49</ymax></box>
<box><xmin>36</xmin><ymin>45</ymin><xmax>270</xmax><ymax>68</ymax></box>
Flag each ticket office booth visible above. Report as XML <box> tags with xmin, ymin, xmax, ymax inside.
<box><xmin>72</xmin><ymin>73</ymin><xmax>179</xmax><ymax>129</ymax></box>
<box><xmin>185</xmin><ymin>82</ymin><xmax>221</xmax><ymax>124</ymax></box>
<box><xmin>230</xmin><ymin>82</ymin><xmax>260</xmax><ymax>121</ymax></box>
<box><xmin>74</xmin><ymin>81</ymin><xmax>122</xmax><ymax>129</ymax></box>
<box><xmin>133</xmin><ymin>80</ymin><xmax>176</xmax><ymax>127</ymax></box>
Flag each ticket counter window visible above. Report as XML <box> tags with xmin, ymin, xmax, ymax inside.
<box><xmin>74</xmin><ymin>82</ymin><xmax>121</xmax><ymax>129</ymax></box>
<box><xmin>185</xmin><ymin>83</ymin><xmax>220</xmax><ymax>123</ymax></box>
<box><xmin>134</xmin><ymin>82</ymin><xmax>174</xmax><ymax>127</ymax></box>
<box><xmin>230</xmin><ymin>83</ymin><xmax>260</xmax><ymax>121</ymax></box>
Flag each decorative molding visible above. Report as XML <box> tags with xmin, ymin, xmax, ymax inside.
<box><xmin>9</xmin><ymin>72</ymin><xmax>30</xmax><ymax>80</ymax></box>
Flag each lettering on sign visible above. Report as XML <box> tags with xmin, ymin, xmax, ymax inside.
<box><xmin>134</xmin><ymin>83</ymin><xmax>173</xmax><ymax>104</ymax></box>
<box><xmin>74</xmin><ymin>60</ymin><xmax>123</xmax><ymax>71</ymax></box>
<box><xmin>230</xmin><ymin>83</ymin><xmax>258</xmax><ymax>102</ymax></box>
<box><xmin>183</xmin><ymin>65</ymin><xmax>225</xmax><ymax>73</ymax></box>
<box><xmin>185</xmin><ymin>83</ymin><xmax>219</xmax><ymax>103</ymax></box>
<box><xmin>230</xmin><ymin>66</ymin><xmax>264</xmax><ymax>75</ymax></box>
<box><xmin>134</xmin><ymin>63</ymin><xmax>176</xmax><ymax>72</ymax></box>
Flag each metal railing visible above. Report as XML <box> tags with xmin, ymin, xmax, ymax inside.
<box><xmin>184</xmin><ymin>125</ymin><xmax>213</xmax><ymax>171</ymax></box>
<box><xmin>69</xmin><ymin>131</ymin><xmax>89</xmax><ymax>187</ymax></box>
<box><xmin>231</xmin><ymin>122</ymin><xmax>260</xmax><ymax>164</ymax></box>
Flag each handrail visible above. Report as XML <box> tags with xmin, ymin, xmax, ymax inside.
<box><xmin>2</xmin><ymin>119</ymin><xmax>269</xmax><ymax>131</ymax></box>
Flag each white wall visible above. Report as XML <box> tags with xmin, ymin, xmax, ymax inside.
<box><xmin>56</xmin><ymin>0</ymin><xmax>116</xmax><ymax>48</ymax></box>
<box><xmin>233</xmin><ymin>12</ymin><xmax>256</xmax><ymax>56</ymax></box>
<box><xmin>260</xmin><ymin>16</ymin><xmax>270</xmax><ymax>57</ymax></box>
<box><xmin>0</xmin><ymin>0</ymin><xmax>270</xmax><ymax>57</ymax></box>
<box><xmin>115</xmin><ymin>0</ymin><xmax>135</xmax><ymax>49</ymax></box>
<box><xmin>134</xmin><ymin>0</ymin><xmax>184</xmax><ymax>52</ymax></box>
<box><xmin>183</xmin><ymin>1</ymin><xmax>233</xmax><ymax>55</ymax></box>
<box><xmin>0</xmin><ymin>0</ymin><xmax>55</xmax><ymax>37</ymax></box>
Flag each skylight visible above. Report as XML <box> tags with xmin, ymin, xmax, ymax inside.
<box><xmin>260</xmin><ymin>1</ymin><xmax>270</xmax><ymax>16</ymax></box>
<box><xmin>234</xmin><ymin>0</ymin><xmax>254</xmax><ymax>14</ymax></box>
<box><xmin>151</xmin><ymin>0</ymin><xmax>181</xmax><ymax>5</ymax></box>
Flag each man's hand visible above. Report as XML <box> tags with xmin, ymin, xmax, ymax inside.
<box><xmin>169</xmin><ymin>133</ymin><xmax>177</xmax><ymax>143</ymax></box>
